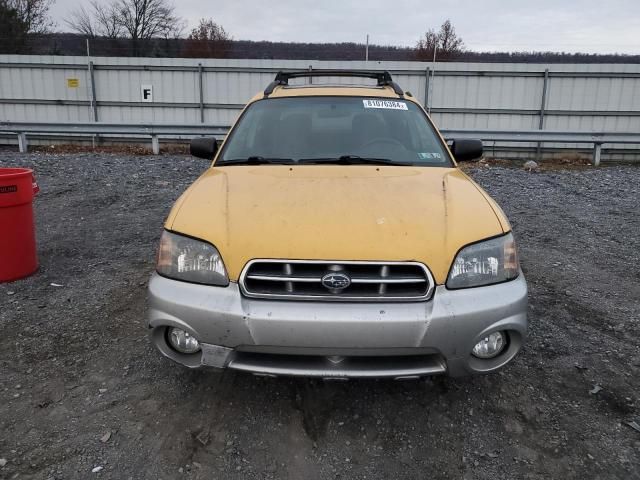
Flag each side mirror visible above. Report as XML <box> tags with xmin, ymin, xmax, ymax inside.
<box><xmin>190</xmin><ymin>137</ymin><xmax>218</xmax><ymax>160</ymax></box>
<box><xmin>451</xmin><ymin>139</ymin><xmax>483</xmax><ymax>162</ymax></box>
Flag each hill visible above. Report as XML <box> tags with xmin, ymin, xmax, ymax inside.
<box><xmin>11</xmin><ymin>33</ymin><xmax>640</xmax><ymax>63</ymax></box>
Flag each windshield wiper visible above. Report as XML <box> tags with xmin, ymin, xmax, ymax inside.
<box><xmin>297</xmin><ymin>155</ymin><xmax>413</xmax><ymax>166</ymax></box>
<box><xmin>218</xmin><ymin>156</ymin><xmax>295</xmax><ymax>166</ymax></box>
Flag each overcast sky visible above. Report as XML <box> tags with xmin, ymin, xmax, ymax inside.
<box><xmin>50</xmin><ymin>0</ymin><xmax>640</xmax><ymax>54</ymax></box>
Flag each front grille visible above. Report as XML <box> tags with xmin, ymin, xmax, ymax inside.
<box><xmin>239</xmin><ymin>260</ymin><xmax>434</xmax><ymax>301</ymax></box>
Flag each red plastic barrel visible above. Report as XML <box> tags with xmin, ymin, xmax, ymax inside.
<box><xmin>0</xmin><ymin>168</ymin><xmax>39</xmax><ymax>282</ymax></box>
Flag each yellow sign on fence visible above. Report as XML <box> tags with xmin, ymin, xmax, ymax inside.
<box><xmin>66</xmin><ymin>78</ymin><xmax>79</xmax><ymax>88</ymax></box>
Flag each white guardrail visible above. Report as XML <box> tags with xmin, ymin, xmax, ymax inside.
<box><xmin>2</xmin><ymin>122</ymin><xmax>640</xmax><ymax>166</ymax></box>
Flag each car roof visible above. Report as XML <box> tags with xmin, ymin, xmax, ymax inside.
<box><xmin>248</xmin><ymin>84</ymin><xmax>420</xmax><ymax>104</ymax></box>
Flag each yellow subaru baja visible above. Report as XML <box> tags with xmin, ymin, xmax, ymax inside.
<box><xmin>148</xmin><ymin>70</ymin><xmax>527</xmax><ymax>379</ymax></box>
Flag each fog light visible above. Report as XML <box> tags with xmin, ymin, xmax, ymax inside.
<box><xmin>167</xmin><ymin>327</ymin><xmax>200</xmax><ymax>354</ymax></box>
<box><xmin>472</xmin><ymin>332</ymin><xmax>506</xmax><ymax>359</ymax></box>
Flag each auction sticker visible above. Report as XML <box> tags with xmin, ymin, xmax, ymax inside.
<box><xmin>363</xmin><ymin>99</ymin><xmax>408</xmax><ymax>110</ymax></box>
<box><xmin>418</xmin><ymin>152</ymin><xmax>443</xmax><ymax>160</ymax></box>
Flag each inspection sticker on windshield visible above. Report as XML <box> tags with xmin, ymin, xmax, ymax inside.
<box><xmin>418</xmin><ymin>152</ymin><xmax>442</xmax><ymax>160</ymax></box>
<box><xmin>363</xmin><ymin>99</ymin><xmax>408</xmax><ymax>110</ymax></box>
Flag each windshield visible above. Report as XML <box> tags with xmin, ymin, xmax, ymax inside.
<box><xmin>218</xmin><ymin>96</ymin><xmax>452</xmax><ymax>167</ymax></box>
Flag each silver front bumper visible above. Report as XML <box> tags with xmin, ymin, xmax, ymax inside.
<box><xmin>147</xmin><ymin>272</ymin><xmax>528</xmax><ymax>378</ymax></box>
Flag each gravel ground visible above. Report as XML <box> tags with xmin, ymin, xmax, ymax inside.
<box><xmin>0</xmin><ymin>152</ymin><xmax>639</xmax><ymax>480</ymax></box>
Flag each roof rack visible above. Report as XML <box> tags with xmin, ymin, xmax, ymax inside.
<box><xmin>263</xmin><ymin>70</ymin><xmax>404</xmax><ymax>97</ymax></box>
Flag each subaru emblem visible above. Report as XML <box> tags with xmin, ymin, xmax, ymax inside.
<box><xmin>321</xmin><ymin>272</ymin><xmax>351</xmax><ymax>290</ymax></box>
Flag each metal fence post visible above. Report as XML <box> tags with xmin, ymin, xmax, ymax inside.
<box><xmin>89</xmin><ymin>61</ymin><xmax>98</xmax><ymax>122</ymax></box>
<box><xmin>151</xmin><ymin>135</ymin><xmax>160</xmax><ymax>155</ymax></box>
<box><xmin>593</xmin><ymin>143</ymin><xmax>602</xmax><ymax>166</ymax></box>
<box><xmin>198</xmin><ymin>63</ymin><xmax>204</xmax><ymax>123</ymax></box>
<box><xmin>18</xmin><ymin>133</ymin><xmax>27</xmax><ymax>152</ymax></box>
<box><xmin>88</xmin><ymin>60</ymin><xmax>99</xmax><ymax>148</ymax></box>
<box><xmin>536</xmin><ymin>68</ymin><xmax>550</xmax><ymax>160</ymax></box>
<box><xmin>424</xmin><ymin>67</ymin><xmax>430</xmax><ymax>109</ymax></box>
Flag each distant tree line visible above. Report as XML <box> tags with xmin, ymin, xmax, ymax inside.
<box><xmin>13</xmin><ymin>33</ymin><xmax>640</xmax><ymax>64</ymax></box>
<box><xmin>1</xmin><ymin>2</ymin><xmax>639</xmax><ymax>63</ymax></box>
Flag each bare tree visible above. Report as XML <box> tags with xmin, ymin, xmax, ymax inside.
<box><xmin>3</xmin><ymin>0</ymin><xmax>54</xmax><ymax>33</ymax></box>
<box><xmin>67</xmin><ymin>0</ymin><xmax>182</xmax><ymax>41</ymax></box>
<box><xmin>115</xmin><ymin>0</ymin><xmax>182</xmax><ymax>41</ymax></box>
<box><xmin>416</xmin><ymin>19</ymin><xmax>464</xmax><ymax>60</ymax></box>
<box><xmin>66</xmin><ymin>0</ymin><xmax>122</xmax><ymax>38</ymax></box>
<box><xmin>65</xmin><ymin>4</ymin><xmax>96</xmax><ymax>37</ymax></box>
<box><xmin>183</xmin><ymin>17</ymin><xmax>231</xmax><ymax>58</ymax></box>
<box><xmin>189</xmin><ymin>18</ymin><xmax>230</xmax><ymax>42</ymax></box>
<box><xmin>416</xmin><ymin>29</ymin><xmax>438</xmax><ymax>58</ymax></box>
<box><xmin>111</xmin><ymin>0</ymin><xmax>183</xmax><ymax>54</ymax></box>
<box><xmin>438</xmin><ymin>20</ymin><xmax>464</xmax><ymax>56</ymax></box>
<box><xmin>94</xmin><ymin>1</ymin><xmax>122</xmax><ymax>37</ymax></box>
<box><xmin>65</xmin><ymin>0</ymin><xmax>183</xmax><ymax>55</ymax></box>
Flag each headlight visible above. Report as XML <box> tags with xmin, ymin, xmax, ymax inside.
<box><xmin>447</xmin><ymin>233</ymin><xmax>519</xmax><ymax>289</ymax></box>
<box><xmin>156</xmin><ymin>230</ymin><xmax>228</xmax><ymax>286</ymax></box>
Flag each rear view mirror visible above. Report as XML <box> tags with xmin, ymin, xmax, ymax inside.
<box><xmin>451</xmin><ymin>139</ymin><xmax>483</xmax><ymax>162</ymax></box>
<box><xmin>190</xmin><ymin>137</ymin><xmax>218</xmax><ymax>160</ymax></box>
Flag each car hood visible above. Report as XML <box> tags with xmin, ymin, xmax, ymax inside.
<box><xmin>167</xmin><ymin>165</ymin><xmax>508</xmax><ymax>284</ymax></box>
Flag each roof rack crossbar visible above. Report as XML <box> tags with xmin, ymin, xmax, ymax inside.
<box><xmin>263</xmin><ymin>70</ymin><xmax>404</xmax><ymax>97</ymax></box>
